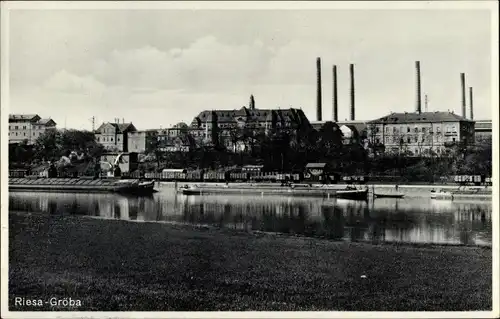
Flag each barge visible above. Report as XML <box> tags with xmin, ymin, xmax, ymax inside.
<box><xmin>430</xmin><ymin>188</ymin><xmax>492</xmax><ymax>200</ymax></box>
<box><xmin>8</xmin><ymin>177</ymin><xmax>156</xmax><ymax>195</ymax></box>
<box><xmin>178</xmin><ymin>185</ymin><xmax>369</xmax><ymax>200</ymax></box>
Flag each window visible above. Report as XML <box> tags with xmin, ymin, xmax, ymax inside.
<box><xmin>33</xmin><ymin>132</ymin><xmax>35</xmax><ymax>136</ymax></box>
<box><xmin>393</xmin><ymin>127</ymin><xmax>397</xmax><ymax>133</ymax></box>
<box><xmin>407</xmin><ymin>127</ymin><xmax>410</xmax><ymax>133</ymax></box>
<box><xmin>386</xmin><ymin>127</ymin><xmax>389</xmax><ymax>133</ymax></box>
<box><xmin>15</xmin><ymin>126</ymin><xmax>18</xmax><ymax>130</ymax></box>
<box><xmin>23</xmin><ymin>126</ymin><xmax>26</xmax><ymax>129</ymax></box>
<box><xmin>375</xmin><ymin>138</ymin><xmax>380</xmax><ymax>144</ymax></box>
<box><xmin>407</xmin><ymin>137</ymin><xmax>411</xmax><ymax>143</ymax></box>
<box><xmin>97</xmin><ymin>137</ymin><xmax>100</xmax><ymax>142</ymax></box>
<box><xmin>452</xmin><ymin>138</ymin><xmax>456</xmax><ymax>142</ymax></box>
<box><xmin>375</xmin><ymin>127</ymin><xmax>380</xmax><ymax>133</ymax></box>
<box><xmin>436</xmin><ymin>127</ymin><xmax>440</xmax><ymax>133</ymax></box>
<box><xmin>414</xmin><ymin>127</ymin><xmax>418</xmax><ymax>133</ymax></box>
<box><xmin>452</xmin><ymin>126</ymin><xmax>456</xmax><ymax>132</ymax></box>
<box><xmin>422</xmin><ymin>127</ymin><xmax>426</xmax><ymax>133</ymax></box>
<box><xmin>15</xmin><ymin>132</ymin><xmax>18</xmax><ymax>136</ymax></box>
<box><xmin>422</xmin><ymin>137</ymin><xmax>425</xmax><ymax>143</ymax></box>
<box><xmin>23</xmin><ymin>132</ymin><xmax>26</xmax><ymax>136</ymax></box>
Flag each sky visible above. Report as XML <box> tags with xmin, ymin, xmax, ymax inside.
<box><xmin>6</xmin><ymin>5</ymin><xmax>494</xmax><ymax>130</ymax></box>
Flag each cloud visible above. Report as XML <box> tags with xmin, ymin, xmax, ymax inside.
<box><xmin>87</xmin><ymin>36</ymin><xmax>274</xmax><ymax>92</ymax></box>
<box><xmin>43</xmin><ymin>70</ymin><xmax>106</xmax><ymax>94</ymax></box>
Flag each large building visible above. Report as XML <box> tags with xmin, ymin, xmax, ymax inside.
<box><xmin>127</xmin><ymin>130</ymin><xmax>158</xmax><ymax>153</ymax></box>
<box><xmin>367</xmin><ymin>111</ymin><xmax>475</xmax><ymax>156</ymax></box>
<box><xmin>95</xmin><ymin>122</ymin><xmax>137</xmax><ymax>152</ymax></box>
<box><xmin>188</xmin><ymin>100</ymin><xmax>312</xmax><ymax>151</ymax></box>
<box><xmin>8</xmin><ymin>114</ymin><xmax>57</xmax><ymax>145</ymax></box>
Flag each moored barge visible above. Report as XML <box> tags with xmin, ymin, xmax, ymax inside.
<box><xmin>178</xmin><ymin>185</ymin><xmax>369</xmax><ymax>200</ymax></box>
<box><xmin>9</xmin><ymin>177</ymin><xmax>156</xmax><ymax>195</ymax></box>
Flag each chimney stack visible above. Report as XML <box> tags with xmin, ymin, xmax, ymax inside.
<box><xmin>349</xmin><ymin>63</ymin><xmax>355</xmax><ymax>121</ymax></box>
<box><xmin>316</xmin><ymin>57</ymin><xmax>322</xmax><ymax>121</ymax></box>
<box><xmin>469</xmin><ymin>87</ymin><xmax>474</xmax><ymax>120</ymax></box>
<box><xmin>332</xmin><ymin>65</ymin><xmax>338</xmax><ymax>122</ymax></box>
<box><xmin>415</xmin><ymin>61</ymin><xmax>422</xmax><ymax>114</ymax></box>
<box><xmin>461</xmin><ymin>73</ymin><xmax>466</xmax><ymax>118</ymax></box>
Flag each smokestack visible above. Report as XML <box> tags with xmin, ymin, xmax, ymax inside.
<box><xmin>332</xmin><ymin>65</ymin><xmax>338</xmax><ymax>122</ymax></box>
<box><xmin>469</xmin><ymin>87</ymin><xmax>474</xmax><ymax>120</ymax></box>
<box><xmin>415</xmin><ymin>61</ymin><xmax>422</xmax><ymax>114</ymax></box>
<box><xmin>316</xmin><ymin>57</ymin><xmax>322</xmax><ymax>121</ymax></box>
<box><xmin>349</xmin><ymin>63</ymin><xmax>355</xmax><ymax>121</ymax></box>
<box><xmin>461</xmin><ymin>73</ymin><xmax>466</xmax><ymax>118</ymax></box>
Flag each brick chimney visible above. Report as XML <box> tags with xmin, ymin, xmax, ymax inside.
<box><xmin>469</xmin><ymin>87</ymin><xmax>474</xmax><ymax>120</ymax></box>
<box><xmin>332</xmin><ymin>65</ymin><xmax>338</xmax><ymax>122</ymax></box>
<box><xmin>316</xmin><ymin>57</ymin><xmax>322</xmax><ymax>121</ymax></box>
<box><xmin>461</xmin><ymin>73</ymin><xmax>466</xmax><ymax>118</ymax></box>
<box><xmin>415</xmin><ymin>61</ymin><xmax>422</xmax><ymax>114</ymax></box>
<box><xmin>349</xmin><ymin>63</ymin><xmax>355</xmax><ymax>121</ymax></box>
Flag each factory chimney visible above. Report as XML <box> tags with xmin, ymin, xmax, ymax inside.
<box><xmin>332</xmin><ymin>65</ymin><xmax>338</xmax><ymax>122</ymax></box>
<box><xmin>469</xmin><ymin>87</ymin><xmax>474</xmax><ymax>120</ymax></box>
<box><xmin>349</xmin><ymin>63</ymin><xmax>355</xmax><ymax>121</ymax></box>
<box><xmin>461</xmin><ymin>73</ymin><xmax>466</xmax><ymax>118</ymax></box>
<box><xmin>316</xmin><ymin>57</ymin><xmax>322</xmax><ymax>121</ymax></box>
<box><xmin>249</xmin><ymin>94</ymin><xmax>255</xmax><ymax>110</ymax></box>
<box><xmin>415</xmin><ymin>61</ymin><xmax>422</xmax><ymax>114</ymax></box>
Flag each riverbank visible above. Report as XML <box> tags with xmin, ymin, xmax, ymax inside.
<box><xmin>8</xmin><ymin>212</ymin><xmax>492</xmax><ymax>311</ymax></box>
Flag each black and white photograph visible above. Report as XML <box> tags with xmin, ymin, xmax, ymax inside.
<box><xmin>1</xmin><ymin>1</ymin><xmax>498</xmax><ymax>317</ymax></box>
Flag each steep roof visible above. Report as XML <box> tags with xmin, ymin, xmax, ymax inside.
<box><xmin>368</xmin><ymin>111</ymin><xmax>472</xmax><ymax>124</ymax></box>
<box><xmin>96</xmin><ymin>122</ymin><xmax>137</xmax><ymax>133</ymax></box>
<box><xmin>191</xmin><ymin>107</ymin><xmax>310</xmax><ymax>127</ymax></box>
<box><xmin>38</xmin><ymin>118</ymin><xmax>57</xmax><ymax>126</ymax></box>
<box><xmin>9</xmin><ymin>114</ymin><xmax>40</xmax><ymax>122</ymax></box>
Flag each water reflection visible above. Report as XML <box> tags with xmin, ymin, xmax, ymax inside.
<box><xmin>9</xmin><ymin>187</ymin><xmax>492</xmax><ymax>247</ymax></box>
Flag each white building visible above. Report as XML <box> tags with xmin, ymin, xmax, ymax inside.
<box><xmin>8</xmin><ymin>114</ymin><xmax>57</xmax><ymax>145</ymax></box>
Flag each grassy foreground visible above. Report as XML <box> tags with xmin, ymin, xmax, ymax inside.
<box><xmin>9</xmin><ymin>212</ymin><xmax>492</xmax><ymax>311</ymax></box>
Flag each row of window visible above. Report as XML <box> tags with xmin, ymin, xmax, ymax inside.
<box><xmin>96</xmin><ymin>136</ymin><xmax>120</xmax><ymax>142</ymax></box>
<box><xmin>9</xmin><ymin>125</ymin><xmax>47</xmax><ymax>130</ymax></box>
<box><xmin>8</xmin><ymin>132</ymin><xmax>43</xmax><ymax>137</ymax></box>
<box><xmin>379</xmin><ymin>126</ymin><xmax>458</xmax><ymax>134</ymax></box>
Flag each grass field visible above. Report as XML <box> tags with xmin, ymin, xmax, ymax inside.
<box><xmin>8</xmin><ymin>212</ymin><xmax>492</xmax><ymax>311</ymax></box>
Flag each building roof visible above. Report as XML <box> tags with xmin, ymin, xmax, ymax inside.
<box><xmin>191</xmin><ymin>107</ymin><xmax>310</xmax><ymax>127</ymax></box>
<box><xmin>38</xmin><ymin>118</ymin><xmax>57</xmax><ymax>126</ymax></box>
<box><xmin>9</xmin><ymin>114</ymin><xmax>40</xmax><ymax>122</ymax></box>
<box><xmin>368</xmin><ymin>111</ymin><xmax>473</xmax><ymax>124</ymax></box>
<box><xmin>474</xmin><ymin>120</ymin><xmax>492</xmax><ymax>131</ymax></box>
<box><xmin>96</xmin><ymin>122</ymin><xmax>137</xmax><ymax>133</ymax></box>
<box><xmin>305</xmin><ymin>163</ymin><xmax>327</xmax><ymax>168</ymax></box>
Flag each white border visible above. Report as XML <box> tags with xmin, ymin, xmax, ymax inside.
<box><xmin>1</xmin><ymin>1</ymin><xmax>498</xmax><ymax>319</ymax></box>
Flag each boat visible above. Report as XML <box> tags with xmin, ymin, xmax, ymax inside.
<box><xmin>179</xmin><ymin>185</ymin><xmax>369</xmax><ymax>200</ymax></box>
<box><xmin>8</xmin><ymin>177</ymin><xmax>157</xmax><ymax>195</ymax></box>
<box><xmin>374</xmin><ymin>193</ymin><xmax>405</xmax><ymax>199</ymax></box>
<box><xmin>430</xmin><ymin>188</ymin><xmax>492</xmax><ymax>200</ymax></box>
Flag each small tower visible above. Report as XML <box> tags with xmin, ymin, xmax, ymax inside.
<box><xmin>249</xmin><ymin>94</ymin><xmax>255</xmax><ymax>110</ymax></box>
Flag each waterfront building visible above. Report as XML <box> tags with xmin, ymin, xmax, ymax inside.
<box><xmin>8</xmin><ymin>114</ymin><xmax>57</xmax><ymax>145</ymax></box>
<box><xmin>188</xmin><ymin>102</ymin><xmax>312</xmax><ymax>150</ymax></box>
<box><xmin>366</xmin><ymin>111</ymin><xmax>475</xmax><ymax>156</ymax></box>
<box><xmin>155</xmin><ymin>123</ymin><xmax>194</xmax><ymax>152</ymax></box>
<box><xmin>95</xmin><ymin>122</ymin><xmax>137</xmax><ymax>152</ymax></box>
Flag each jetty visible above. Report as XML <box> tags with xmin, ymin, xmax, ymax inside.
<box><xmin>430</xmin><ymin>187</ymin><xmax>492</xmax><ymax>200</ymax></box>
<box><xmin>8</xmin><ymin>177</ymin><xmax>156</xmax><ymax>195</ymax></box>
<box><xmin>178</xmin><ymin>184</ymin><xmax>369</xmax><ymax>200</ymax></box>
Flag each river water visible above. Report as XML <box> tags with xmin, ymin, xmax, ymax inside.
<box><xmin>9</xmin><ymin>184</ymin><xmax>492</xmax><ymax>247</ymax></box>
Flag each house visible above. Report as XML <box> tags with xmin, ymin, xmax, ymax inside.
<box><xmin>94</xmin><ymin>122</ymin><xmax>137</xmax><ymax>152</ymax></box>
<box><xmin>367</xmin><ymin>111</ymin><xmax>475</xmax><ymax>156</ymax></box>
<box><xmin>8</xmin><ymin>114</ymin><xmax>57</xmax><ymax>145</ymax></box>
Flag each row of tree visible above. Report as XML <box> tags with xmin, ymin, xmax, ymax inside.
<box><xmin>8</xmin><ymin>127</ymin><xmax>492</xmax><ymax>181</ymax></box>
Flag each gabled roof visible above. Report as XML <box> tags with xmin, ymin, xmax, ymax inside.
<box><xmin>96</xmin><ymin>122</ymin><xmax>137</xmax><ymax>133</ymax></box>
<box><xmin>38</xmin><ymin>118</ymin><xmax>57</xmax><ymax>126</ymax></box>
<box><xmin>9</xmin><ymin>114</ymin><xmax>40</xmax><ymax>122</ymax></box>
<box><xmin>368</xmin><ymin>111</ymin><xmax>473</xmax><ymax>124</ymax></box>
